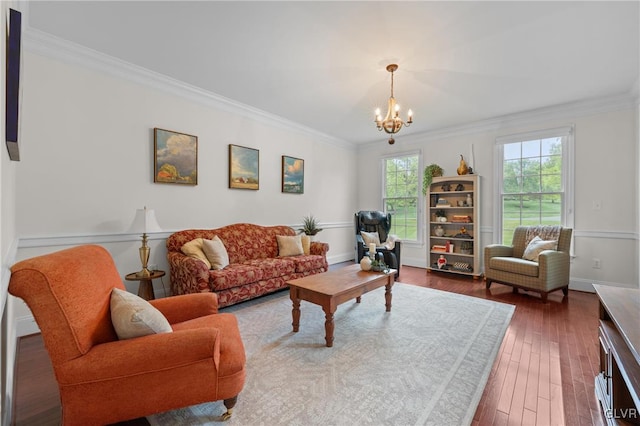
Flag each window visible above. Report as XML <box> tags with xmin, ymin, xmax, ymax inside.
<box><xmin>383</xmin><ymin>153</ymin><xmax>420</xmax><ymax>241</ymax></box>
<box><xmin>495</xmin><ymin>127</ymin><xmax>574</xmax><ymax>245</ymax></box>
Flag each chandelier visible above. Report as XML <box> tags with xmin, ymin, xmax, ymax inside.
<box><xmin>374</xmin><ymin>64</ymin><xmax>413</xmax><ymax>145</ymax></box>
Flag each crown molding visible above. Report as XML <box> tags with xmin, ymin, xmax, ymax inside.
<box><xmin>23</xmin><ymin>28</ymin><xmax>355</xmax><ymax>151</ymax></box>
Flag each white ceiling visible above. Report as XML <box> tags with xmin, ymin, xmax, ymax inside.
<box><xmin>25</xmin><ymin>1</ymin><xmax>640</xmax><ymax>144</ymax></box>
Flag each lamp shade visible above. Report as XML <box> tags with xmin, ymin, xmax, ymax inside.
<box><xmin>128</xmin><ymin>207</ymin><xmax>162</xmax><ymax>234</ymax></box>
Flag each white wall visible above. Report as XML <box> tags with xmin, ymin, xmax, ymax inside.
<box><xmin>357</xmin><ymin>100</ymin><xmax>639</xmax><ymax>292</ymax></box>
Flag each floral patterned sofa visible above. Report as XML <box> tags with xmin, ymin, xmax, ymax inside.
<box><xmin>167</xmin><ymin>223</ymin><xmax>329</xmax><ymax>307</ymax></box>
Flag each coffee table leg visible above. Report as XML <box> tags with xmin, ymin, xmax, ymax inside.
<box><xmin>323</xmin><ymin>308</ymin><xmax>335</xmax><ymax>347</ymax></box>
<box><xmin>385</xmin><ymin>282</ymin><xmax>393</xmax><ymax>312</ymax></box>
<box><xmin>291</xmin><ymin>297</ymin><xmax>300</xmax><ymax>332</ymax></box>
<box><xmin>356</xmin><ymin>296</ymin><xmax>361</xmax><ymax>303</ymax></box>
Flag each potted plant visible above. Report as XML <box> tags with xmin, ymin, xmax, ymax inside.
<box><xmin>298</xmin><ymin>215</ymin><xmax>323</xmax><ymax>236</ymax></box>
<box><xmin>422</xmin><ymin>164</ymin><xmax>444</xmax><ymax>195</ymax></box>
<box><xmin>371</xmin><ymin>259</ymin><xmax>388</xmax><ymax>272</ymax></box>
<box><xmin>435</xmin><ymin>209</ymin><xmax>447</xmax><ymax>222</ymax></box>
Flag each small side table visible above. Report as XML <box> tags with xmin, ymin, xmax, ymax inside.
<box><xmin>125</xmin><ymin>270</ymin><xmax>165</xmax><ymax>300</ymax></box>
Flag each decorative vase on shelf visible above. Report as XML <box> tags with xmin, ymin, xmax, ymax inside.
<box><xmin>360</xmin><ymin>256</ymin><xmax>372</xmax><ymax>271</ymax></box>
<box><xmin>457</xmin><ymin>155</ymin><xmax>469</xmax><ymax>175</ymax></box>
<box><xmin>434</xmin><ymin>225</ymin><xmax>445</xmax><ymax>237</ymax></box>
<box><xmin>437</xmin><ymin>255</ymin><xmax>447</xmax><ymax>269</ymax></box>
<box><xmin>466</xmin><ymin>193</ymin><xmax>473</xmax><ymax>207</ymax></box>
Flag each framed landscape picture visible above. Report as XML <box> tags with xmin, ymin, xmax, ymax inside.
<box><xmin>229</xmin><ymin>144</ymin><xmax>259</xmax><ymax>190</ymax></box>
<box><xmin>154</xmin><ymin>128</ymin><xmax>197</xmax><ymax>185</ymax></box>
<box><xmin>282</xmin><ymin>155</ymin><xmax>304</xmax><ymax>194</ymax></box>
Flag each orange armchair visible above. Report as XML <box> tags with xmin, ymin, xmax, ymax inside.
<box><xmin>9</xmin><ymin>245</ymin><xmax>246</xmax><ymax>425</ymax></box>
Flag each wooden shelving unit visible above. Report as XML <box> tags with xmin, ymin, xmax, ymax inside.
<box><xmin>426</xmin><ymin>175</ymin><xmax>481</xmax><ymax>279</ymax></box>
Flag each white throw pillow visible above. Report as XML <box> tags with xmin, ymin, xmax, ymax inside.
<box><xmin>202</xmin><ymin>236</ymin><xmax>230</xmax><ymax>270</ymax></box>
<box><xmin>360</xmin><ymin>231</ymin><xmax>381</xmax><ymax>246</ymax></box>
<box><xmin>181</xmin><ymin>238</ymin><xmax>212</xmax><ymax>269</ymax></box>
<box><xmin>110</xmin><ymin>288</ymin><xmax>172</xmax><ymax>340</ymax></box>
<box><xmin>277</xmin><ymin>235</ymin><xmax>304</xmax><ymax>257</ymax></box>
<box><xmin>522</xmin><ymin>236</ymin><xmax>558</xmax><ymax>261</ymax></box>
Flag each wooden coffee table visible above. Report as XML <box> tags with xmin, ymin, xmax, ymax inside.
<box><xmin>287</xmin><ymin>264</ymin><xmax>397</xmax><ymax>347</ymax></box>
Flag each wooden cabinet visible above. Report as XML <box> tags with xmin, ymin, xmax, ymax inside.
<box><xmin>426</xmin><ymin>175</ymin><xmax>481</xmax><ymax>278</ymax></box>
<box><xmin>594</xmin><ymin>285</ymin><xmax>640</xmax><ymax>425</ymax></box>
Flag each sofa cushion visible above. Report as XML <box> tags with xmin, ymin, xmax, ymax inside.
<box><xmin>489</xmin><ymin>257</ymin><xmax>539</xmax><ymax>277</ymax></box>
<box><xmin>276</xmin><ymin>235</ymin><xmax>304</xmax><ymax>257</ymax></box>
<box><xmin>289</xmin><ymin>255</ymin><xmax>328</xmax><ymax>273</ymax></box>
<box><xmin>522</xmin><ymin>236</ymin><xmax>557</xmax><ymax>261</ymax></box>
<box><xmin>181</xmin><ymin>238</ymin><xmax>212</xmax><ymax>269</ymax></box>
<box><xmin>202</xmin><ymin>236</ymin><xmax>230</xmax><ymax>270</ymax></box>
<box><xmin>209</xmin><ymin>264</ymin><xmax>264</xmax><ymax>291</ymax></box>
<box><xmin>244</xmin><ymin>258</ymin><xmax>296</xmax><ymax>280</ymax></box>
<box><xmin>110</xmin><ymin>288</ymin><xmax>172</xmax><ymax>340</ymax></box>
<box><xmin>217</xmin><ymin>224</ymin><xmax>295</xmax><ymax>263</ymax></box>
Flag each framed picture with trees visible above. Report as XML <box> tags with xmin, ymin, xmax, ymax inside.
<box><xmin>154</xmin><ymin>128</ymin><xmax>198</xmax><ymax>185</ymax></box>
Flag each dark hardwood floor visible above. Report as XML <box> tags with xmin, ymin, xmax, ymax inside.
<box><xmin>12</xmin><ymin>264</ymin><xmax>606</xmax><ymax>425</ymax></box>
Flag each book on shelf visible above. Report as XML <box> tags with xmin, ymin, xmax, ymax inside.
<box><xmin>432</xmin><ymin>245</ymin><xmax>447</xmax><ymax>252</ymax></box>
<box><xmin>451</xmin><ymin>215</ymin><xmax>472</xmax><ymax>223</ymax></box>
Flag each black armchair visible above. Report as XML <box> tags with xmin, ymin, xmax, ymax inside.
<box><xmin>355</xmin><ymin>211</ymin><xmax>401</xmax><ymax>278</ymax></box>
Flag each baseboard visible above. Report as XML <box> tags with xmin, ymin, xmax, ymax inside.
<box><xmin>401</xmin><ymin>256</ymin><xmax>428</xmax><ymax>269</ymax></box>
<box><xmin>327</xmin><ymin>252</ymin><xmax>354</xmax><ymax>265</ymax></box>
<box><xmin>568</xmin><ymin>277</ymin><xmax>634</xmax><ymax>293</ymax></box>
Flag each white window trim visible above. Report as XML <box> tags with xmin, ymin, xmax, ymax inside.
<box><xmin>380</xmin><ymin>149</ymin><xmax>423</xmax><ymax>245</ymax></box>
<box><xmin>493</xmin><ymin>126</ymin><xmax>575</xmax><ymax>245</ymax></box>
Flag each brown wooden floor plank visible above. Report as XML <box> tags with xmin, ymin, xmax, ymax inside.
<box><xmin>524</xmin><ymin>352</ymin><xmax>541</xmax><ymax>412</ymax></box>
<box><xmin>536</xmin><ymin>396</ymin><xmax>551</xmax><ymax>426</ymax></box>
<box><xmin>508</xmin><ymin>342</ymin><xmax>532</xmax><ymax>424</ymax></box>
<box><xmin>522</xmin><ymin>408</ymin><xmax>537</xmax><ymax>425</ymax></box>
<box><xmin>497</xmin><ymin>359</ymin><xmax>519</xmax><ymax>414</ymax></box>
<box><xmin>550</xmin><ymin>383</ymin><xmax>566</xmax><ymax>425</ymax></box>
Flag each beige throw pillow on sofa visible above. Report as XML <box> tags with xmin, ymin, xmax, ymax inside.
<box><xmin>110</xmin><ymin>288</ymin><xmax>172</xmax><ymax>340</ymax></box>
<box><xmin>202</xmin><ymin>236</ymin><xmax>230</xmax><ymax>270</ymax></box>
<box><xmin>181</xmin><ymin>238</ymin><xmax>212</xmax><ymax>269</ymax></box>
<box><xmin>522</xmin><ymin>236</ymin><xmax>558</xmax><ymax>262</ymax></box>
<box><xmin>301</xmin><ymin>235</ymin><xmax>311</xmax><ymax>255</ymax></box>
<box><xmin>277</xmin><ymin>235</ymin><xmax>304</xmax><ymax>257</ymax></box>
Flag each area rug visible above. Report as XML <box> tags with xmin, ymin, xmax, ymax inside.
<box><xmin>147</xmin><ymin>283</ymin><xmax>514</xmax><ymax>426</ymax></box>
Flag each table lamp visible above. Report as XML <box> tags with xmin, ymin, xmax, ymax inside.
<box><xmin>128</xmin><ymin>207</ymin><xmax>162</xmax><ymax>277</ymax></box>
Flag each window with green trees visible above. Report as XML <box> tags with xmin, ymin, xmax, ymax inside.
<box><xmin>496</xmin><ymin>127</ymin><xmax>574</xmax><ymax>244</ymax></box>
<box><xmin>383</xmin><ymin>153</ymin><xmax>420</xmax><ymax>241</ymax></box>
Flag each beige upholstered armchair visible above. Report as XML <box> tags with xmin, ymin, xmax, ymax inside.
<box><xmin>484</xmin><ymin>226</ymin><xmax>572</xmax><ymax>303</ymax></box>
